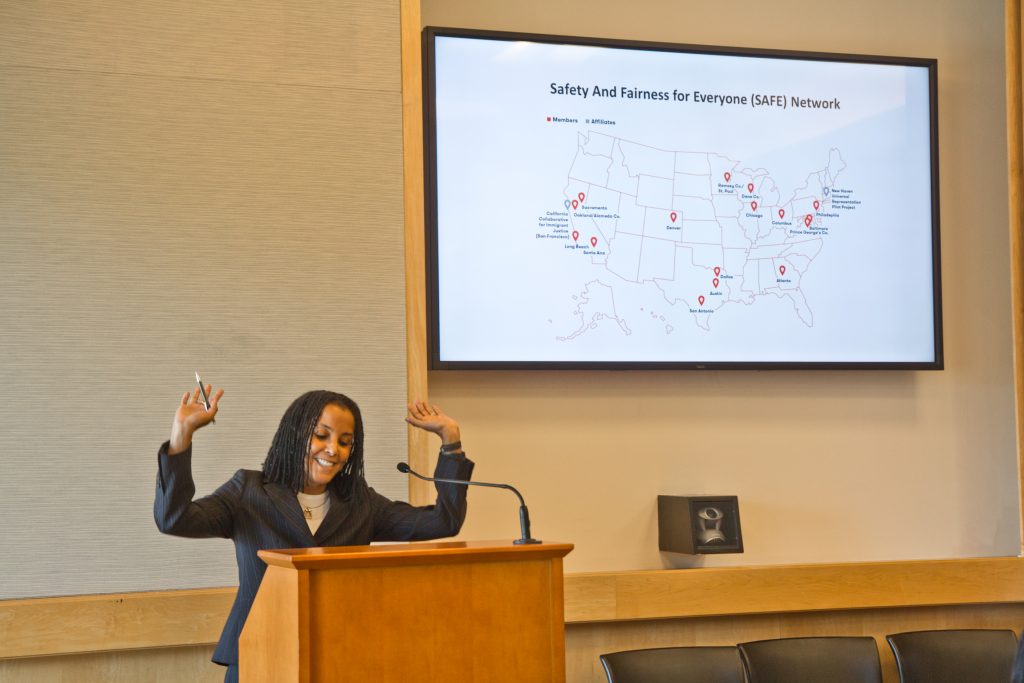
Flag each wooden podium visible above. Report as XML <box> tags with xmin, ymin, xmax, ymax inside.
<box><xmin>238</xmin><ymin>540</ymin><xmax>573</xmax><ymax>682</ymax></box>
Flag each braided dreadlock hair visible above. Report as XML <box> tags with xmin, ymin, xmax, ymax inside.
<box><xmin>262</xmin><ymin>390</ymin><xmax>365</xmax><ymax>500</ymax></box>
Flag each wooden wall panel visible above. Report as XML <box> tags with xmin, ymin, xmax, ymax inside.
<box><xmin>564</xmin><ymin>557</ymin><xmax>1024</xmax><ymax>622</ymax></box>
<box><xmin>421</xmin><ymin>0</ymin><xmax>1019</xmax><ymax>575</ymax></box>
<box><xmin>0</xmin><ymin>646</ymin><xmax>223</xmax><ymax>683</ymax></box>
<box><xmin>3</xmin><ymin>601</ymin><xmax>1022</xmax><ymax>683</ymax></box>
<box><xmin>6</xmin><ymin>559</ymin><xmax>1024</xmax><ymax>659</ymax></box>
<box><xmin>566</xmin><ymin>604</ymin><xmax>1024</xmax><ymax>683</ymax></box>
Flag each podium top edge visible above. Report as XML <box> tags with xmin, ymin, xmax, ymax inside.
<box><xmin>258</xmin><ymin>540</ymin><xmax>574</xmax><ymax>569</ymax></box>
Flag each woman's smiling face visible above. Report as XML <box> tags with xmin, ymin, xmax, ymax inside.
<box><xmin>303</xmin><ymin>403</ymin><xmax>355</xmax><ymax>494</ymax></box>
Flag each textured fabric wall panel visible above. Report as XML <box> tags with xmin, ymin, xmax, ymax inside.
<box><xmin>0</xmin><ymin>1</ymin><xmax>408</xmax><ymax>599</ymax></box>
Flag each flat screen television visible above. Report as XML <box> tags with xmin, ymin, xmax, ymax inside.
<box><xmin>423</xmin><ymin>27</ymin><xmax>941</xmax><ymax>370</ymax></box>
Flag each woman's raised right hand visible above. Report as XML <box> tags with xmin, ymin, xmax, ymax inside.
<box><xmin>168</xmin><ymin>385</ymin><xmax>223</xmax><ymax>455</ymax></box>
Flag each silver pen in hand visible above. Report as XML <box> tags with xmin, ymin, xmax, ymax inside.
<box><xmin>195</xmin><ymin>371</ymin><xmax>216</xmax><ymax>424</ymax></box>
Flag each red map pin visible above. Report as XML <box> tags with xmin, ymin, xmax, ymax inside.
<box><xmin>579</xmin><ymin>192</ymin><xmax>586</xmax><ymax>202</ymax></box>
<box><xmin>724</xmin><ymin>172</ymin><xmax>732</xmax><ymax>182</ymax></box>
<box><xmin>751</xmin><ymin>201</ymin><xmax>758</xmax><ymax>211</ymax></box>
<box><xmin>813</xmin><ymin>199</ymin><xmax>820</xmax><ymax>210</ymax></box>
<box><xmin>804</xmin><ymin>214</ymin><xmax>812</xmax><ymax>227</ymax></box>
<box><xmin>590</xmin><ymin>236</ymin><xmax>598</xmax><ymax>247</ymax></box>
<box><xmin>779</xmin><ymin>265</ymin><xmax>787</xmax><ymax>276</ymax></box>
<box><xmin>670</xmin><ymin>211</ymin><xmax>677</xmax><ymax>222</ymax></box>
<box><xmin>747</xmin><ymin>183</ymin><xmax>755</xmax><ymax>193</ymax></box>
<box><xmin>572</xmin><ymin>200</ymin><xmax>578</xmax><ymax>209</ymax></box>
<box><xmin>698</xmin><ymin>295</ymin><xmax>705</xmax><ymax>306</ymax></box>
<box><xmin>572</xmin><ymin>230</ymin><xmax>579</xmax><ymax>242</ymax></box>
<box><xmin>713</xmin><ymin>278</ymin><xmax>719</xmax><ymax>288</ymax></box>
<box><xmin>778</xmin><ymin>208</ymin><xmax>785</xmax><ymax>219</ymax></box>
<box><xmin>714</xmin><ymin>266</ymin><xmax>721</xmax><ymax>276</ymax></box>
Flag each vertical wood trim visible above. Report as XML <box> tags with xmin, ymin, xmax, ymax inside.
<box><xmin>1008</xmin><ymin>0</ymin><xmax>1024</xmax><ymax>553</ymax></box>
<box><xmin>401</xmin><ymin>0</ymin><xmax>432</xmax><ymax>505</ymax></box>
<box><xmin>238</xmin><ymin>568</ymin><xmax>300</xmax><ymax>683</ymax></box>
<box><xmin>550</xmin><ymin>558</ymin><xmax>568</xmax><ymax>683</ymax></box>
<box><xmin>297</xmin><ymin>570</ymin><xmax>310</xmax><ymax>683</ymax></box>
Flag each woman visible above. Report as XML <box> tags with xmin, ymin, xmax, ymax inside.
<box><xmin>154</xmin><ymin>386</ymin><xmax>472</xmax><ymax>683</ymax></box>
<box><xmin>1013</xmin><ymin>635</ymin><xmax>1024</xmax><ymax>683</ymax></box>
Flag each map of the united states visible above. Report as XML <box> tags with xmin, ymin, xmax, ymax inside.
<box><xmin>556</xmin><ymin>131</ymin><xmax>847</xmax><ymax>339</ymax></box>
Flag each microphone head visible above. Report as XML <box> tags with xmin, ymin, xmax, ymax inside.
<box><xmin>396</xmin><ymin>462</ymin><xmax>410</xmax><ymax>473</ymax></box>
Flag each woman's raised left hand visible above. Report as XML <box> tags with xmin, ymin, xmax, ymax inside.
<box><xmin>405</xmin><ymin>400</ymin><xmax>461</xmax><ymax>446</ymax></box>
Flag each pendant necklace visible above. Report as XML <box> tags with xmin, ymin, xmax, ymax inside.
<box><xmin>301</xmin><ymin>497</ymin><xmax>328</xmax><ymax>520</ymax></box>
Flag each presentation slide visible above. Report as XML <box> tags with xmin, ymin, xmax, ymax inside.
<box><xmin>428</xmin><ymin>32</ymin><xmax>939</xmax><ymax>366</ymax></box>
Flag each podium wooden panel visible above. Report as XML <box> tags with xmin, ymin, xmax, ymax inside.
<box><xmin>239</xmin><ymin>540</ymin><xmax>573</xmax><ymax>682</ymax></box>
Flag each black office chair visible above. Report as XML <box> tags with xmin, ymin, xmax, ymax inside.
<box><xmin>599</xmin><ymin>645</ymin><xmax>744</xmax><ymax>683</ymax></box>
<box><xmin>886</xmin><ymin>628</ymin><xmax>1018</xmax><ymax>683</ymax></box>
<box><xmin>738</xmin><ymin>636</ymin><xmax>882</xmax><ymax>683</ymax></box>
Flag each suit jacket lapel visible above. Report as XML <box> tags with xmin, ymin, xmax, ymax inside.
<box><xmin>264</xmin><ymin>481</ymin><xmax>315</xmax><ymax>541</ymax></box>
<box><xmin>313</xmin><ymin>488</ymin><xmax>352</xmax><ymax>544</ymax></box>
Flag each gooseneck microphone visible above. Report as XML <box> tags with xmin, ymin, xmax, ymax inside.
<box><xmin>396</xmin><ymin>462</ymin><xmax>541</xmax><ymax>545</ymax></box>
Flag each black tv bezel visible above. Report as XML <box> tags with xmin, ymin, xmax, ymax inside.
<box><xmin>422</xmin><ymin>26</ymin><xmax>943</xmax><ymax>371</ymax></box>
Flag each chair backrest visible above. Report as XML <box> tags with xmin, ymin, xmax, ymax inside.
<box><xmin>599</xmin><ymin>646</ymin><xmax>744</xmax><ymax>683</ymax></box>
<box><xmin>738</xmin><ymin>636</ymin><xmax>882</xmax><ymax>683</ymax></box>
<box><xmin>887</xmin><ymin>629</ymin><xmax>1018</xmax><ymax>683</ymax></box>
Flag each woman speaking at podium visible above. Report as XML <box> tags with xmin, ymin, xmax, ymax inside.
<box><xmin>154</xmin><ymin>386</ymin><xmax>473</xmax><ymax>683</ymax></box>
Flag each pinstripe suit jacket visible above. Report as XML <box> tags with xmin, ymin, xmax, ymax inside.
<box><xmin>153</xmin><ymin>442</ymin><xmax>473</xmax><ymax>666</ymax></box>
